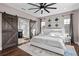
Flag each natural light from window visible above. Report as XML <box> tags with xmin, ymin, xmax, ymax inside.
<box><xmin>41</xmin><ymin>22</ymin><xmax>45</xmax><ymax>27</ymax></box>
<box><xmin>64</xmin><ymin>19</ymin><xmax>70</xmax><ymax>24</ymax></box>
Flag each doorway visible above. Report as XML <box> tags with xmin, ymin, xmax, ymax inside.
<box><xmin>18</xmin><ymin>17</ymin><xmax>30</xmax><ymax>45</ymax></box>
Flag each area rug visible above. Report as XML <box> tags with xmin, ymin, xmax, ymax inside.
<box><xmin>18</xmin><ymin>43</ymin><xmax>77</xmax><ymax>56</ymax></box>
<box><xmin>18</xmin><ymin>38</ymin><xmax>30</xmax><ymax>44</ymax></box>
<box><xmin>64</xmin><ymin>45</ymin><xmax>77</xmax><ymax>56</ymax></box>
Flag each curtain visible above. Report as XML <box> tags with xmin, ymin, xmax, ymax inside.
<box><xmin>69</xmin><ymin>14</ymin><xmax>74</xmax><ymax>43</ymax></box>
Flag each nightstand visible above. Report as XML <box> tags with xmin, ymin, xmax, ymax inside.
<box><xmin>65</xmin><ymin>35</ymin><xmax>71</xmax><ymax>44</ymax></box>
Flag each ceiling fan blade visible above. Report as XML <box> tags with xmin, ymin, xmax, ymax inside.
<box><xmin>28</xmin><ymin>3</ymin><xmax>40</xmax><ymax>7</ymax></box>
<box><xmin>44</xmin><ymin>8</ymin><xmax>50</xmax><ymax>13</ymax></box>
<box><xmin>28</xmin><ymin>8</ymin><xmax>39</xmax><ymax>10</ymax></box>
<box><xmin>46</xmin><ymin>7</ymin><xmax>57</xmax><ymax>9</ymax></box>
<box><xmin>45</xmin><ymin>3</ymin><xmax>56</xmax><ymax>7</ymax></box>
<box><xmin>41</xmin><ymin>10</ymin><xmax>43</xmax><ymax>14</ymax></box>
<box><xmin>34</xmin><ymin>9</ymin><xmax>40</xmax><ymax>13</ymax></box>
<box><xmin>39</xmin><ymin>3</ymin><xmax>43</xmax><ymax>6</ymax></box>
<box><xmin>44</xmin><ymin>3</ymin><xmax>47</xmax><ymax>6</ymax></box>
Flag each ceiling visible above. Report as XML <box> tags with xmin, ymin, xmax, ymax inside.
<box><xmin>5</xmin><ymin>3</ymin><xmax>79</xmax><ymax>17</ymax></box>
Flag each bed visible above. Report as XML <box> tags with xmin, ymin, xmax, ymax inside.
<box><xmin>30</xmin><ymin>29</ymin><xmax>66</xmax><ymax>55</ymax></box>
<box><xmin>41</xmin><ymin>29</ymin><xmax>65</xmax><ymax>40</ymax></box>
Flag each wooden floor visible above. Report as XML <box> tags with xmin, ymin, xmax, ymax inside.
<box><xmin>0</xmin><ymin>47</ymin><xmax>31</xmax><ymax>56</ymax></box>
<box><xmin>0</xmin><ymin>43</ymin><xmax>79</xmax><ymax>56</ymax></box>
<box><xmin>71</xmin><ymin>43</ymin><xmax>79</xmax><ymax>56</ymax></box>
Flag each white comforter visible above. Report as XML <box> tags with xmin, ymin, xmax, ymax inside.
<box><xmin>41</xmin><ymin>29</ymin><xmax>66</xmax><ymax>42</ymax></box>
<box><xmin>31</xmin><ymin>35</ymin><xmax>66</xmax><ymax>55</ymax></box>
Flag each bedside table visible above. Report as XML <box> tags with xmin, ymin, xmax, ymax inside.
<box><xmin>65</xmin><ymin>35</ymin><xmax>71</xmax><ymax>44</ymax></box>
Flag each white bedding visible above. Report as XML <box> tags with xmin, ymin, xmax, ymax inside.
<box><xmin>31</xmin><ymin>42</ymin><xmax>64</xmax><ymax>55</ymax></box>
<box><xmin>31</xmin><ymin>35</ymin><xmax>66</xmax><ymax>55</ymax></box>
<box><xmin>39</xmin><ymin>32</ymin><xmax>65</xmax><ymax>42</ymax></box>
<box><xmin>41</xmin><ymin>29</ymin><xmax>66</xmax><ymax>41</ymax></box>
<box><xmin>18</xmin><ymin>43</ymin><xmax>64</xmax><ymax>56</ymax></box>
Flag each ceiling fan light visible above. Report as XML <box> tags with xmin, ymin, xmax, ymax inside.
<box><xmin>41</xmin><ymin>9</ymin><xmax>43</xmax><ymax>10</ymax></box>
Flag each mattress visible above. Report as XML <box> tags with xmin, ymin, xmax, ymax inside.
<box><xmin>31</xmin><ymin>42</ymin><xmax>64</xmax><ymax>55</ymax></box>
<box><xmin>31</xmin><ymin>35</ymin><xmax>66</xmax><ymax>55</ymax></box>
<box><xmin>18</xmin><ymin>42</ymin><xmax>63</xmax><ymax>56</ymax></box>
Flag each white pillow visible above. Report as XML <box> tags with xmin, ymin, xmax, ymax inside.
<box><xmin>42</xmin><ymin>29</ymin><xmax>65</xmax><ymax>35</ymax></box>
<box><xmin>49</xmin><ymin>33</ymin><xmax>56</xmax><ymax>36</ymax></box>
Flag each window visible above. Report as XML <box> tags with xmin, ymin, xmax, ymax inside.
<box><xmin>41</xmin><ymin>22</ymin><xmax>45</xmax><ymax>28</ymax></box>
<box><xmin>64</xmin><ymin>19</ymin><xmax>70</xmax><ymax>24</ymax></box>
<box><xmin>64</xmin><ymin>18</ymin><xmax>71</xmax><ymax>34</ymax></box>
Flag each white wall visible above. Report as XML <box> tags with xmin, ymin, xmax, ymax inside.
<box><xmin>0</xmin><ymin>13</ymin><xmax>2</xmax><ymax>50</ymax></box>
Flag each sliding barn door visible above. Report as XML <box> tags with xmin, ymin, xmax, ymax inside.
<box><xmin>2</xmin><ymin>13</ymin><xmax>18</xmax><ymax>50</ymax></box>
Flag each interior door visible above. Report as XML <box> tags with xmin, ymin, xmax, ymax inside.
<box><xmin>2</xmin><ymin>13</ymin><xmax>18</xmax><ymax>50</ymax></box>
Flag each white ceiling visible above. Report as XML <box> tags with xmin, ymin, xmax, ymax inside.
<box><xmin>5</xmin><ymin>3</ymin><xmax>79</xmax><ymax>17</ymax></box>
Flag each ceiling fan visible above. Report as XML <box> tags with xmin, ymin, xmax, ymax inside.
<box><xmin>28</xmin><ymin>3</ymin><xmax>57</xmax><ymax>14</ymax></box>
